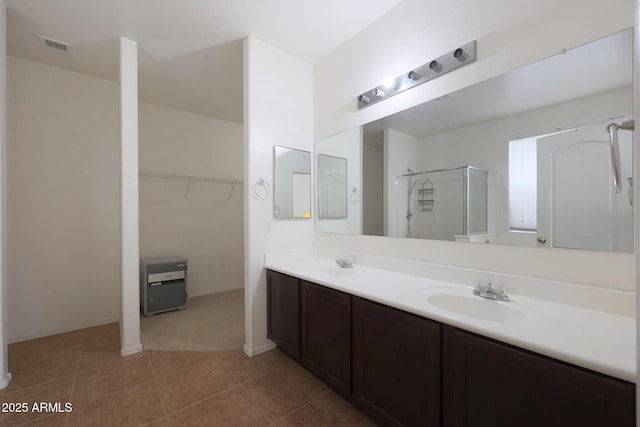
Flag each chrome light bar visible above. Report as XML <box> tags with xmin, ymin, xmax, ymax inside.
<box><xmin>357</xmin><ymin>41</ymin><xmax>477</xmax><ymax>110</ymax></box>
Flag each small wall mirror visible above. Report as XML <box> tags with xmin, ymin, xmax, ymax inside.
<box><xmin>273</xmin><ymin>146</ymin><xmax>311</xmax><ymax>218</ymax></box>
<box><xmin>318</xmin><ymin>154</ymin><xmax>348</xmax><ymax>218</ymax></box>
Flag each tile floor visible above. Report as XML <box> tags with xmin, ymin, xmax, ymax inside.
<box><xmin>0</xmin><ymin>323</ymin><xmax>376</xmax><ymax>426</ymax></box>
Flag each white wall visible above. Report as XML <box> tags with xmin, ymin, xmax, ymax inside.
<box><xmin>6</xmin><ymin>56</ymin><xmax>120</xmax><ymax>342</ymax></box>
<box><xmin>314</xmin><ymin>0</ymin><xmax>635</xmax><ymax>292</ymax></box>
<box><xmin>244</xmin><ymin>37</ymin><xmax>314</xmax><ymax>355</ymax></box>
<box><xmin>139</xmin><ymin>102</ymin><xmax>244</xmax><ymax>297</ymax></box>
<box><xmin>315</xmin><ymin>127</ymin><xmax>361</xmax><ymax>234</ymax></box>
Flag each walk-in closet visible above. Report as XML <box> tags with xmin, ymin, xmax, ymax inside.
<box><xmin>137</xmin><ymin>41</ymin><xmax>246</xmax><ymax>351</ymax></box>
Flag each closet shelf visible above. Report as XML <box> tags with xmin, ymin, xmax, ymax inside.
<box><xmin>139</xmin><ymin>171</ymin><xmax>243</xmax><ymax>185</ymax></box>
<box><xmin>139</xmin><ymin>171</ymin><xmax>244</xmax><ymax>200</ymax></box>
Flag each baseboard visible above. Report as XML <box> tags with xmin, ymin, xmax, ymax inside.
<box><xmin>9</xmin><ymin>317</ymin><xmax>120</xmax><ymax>344</ymax></box>
<box><xmin>189</xmin><ymin>287</ymin><xmax>244</xmax><ymax>299</ymax></box>
<box><xmin>121</xmin><ymin>343</ymin><xmax>143</xmax><ymax>356</ymax></box>
<box><xmin>243</xmin><ymin>341</ymin><xmax>276</xmax><ymax>357</ymax></box>
<box><xmin>0</xmin><ymin>373</ymin><xmax>11</xmax><ymax>390</ymax></box>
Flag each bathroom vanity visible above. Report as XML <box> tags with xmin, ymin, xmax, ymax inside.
<box><xmin>266</xmin><ymin>260</ymin><xmax>635</xmax><ymax>427</ymax></box>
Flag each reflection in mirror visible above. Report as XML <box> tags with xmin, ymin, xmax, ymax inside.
<box><xmin>318</xmin><ymin>154</ymin><xmax>348</xmax><ymax>218</ymax></box>
<box><xmin>317</xmin><ymin>28</ymin><xmax>633</xmax><ymax>252</ymax></box>
<box><xmin>393</xmin><ymin>166</ymin><xmax>488</xmax><ymax>240</ymax></box>
<box><xmin>315</xmin><ymin>127</ymin><xmax>362</xmax><ymax>234</ymax></box>
<box><xmin>273</xmin><ymin>146</ymin><xmax>311</xmax><ymax>218</ymax></box>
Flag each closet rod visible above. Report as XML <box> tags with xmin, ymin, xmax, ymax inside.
<box><xmin>139</xmin><ymin>171</ymin><xmax>244</xmax><ymax>185</ymax></box>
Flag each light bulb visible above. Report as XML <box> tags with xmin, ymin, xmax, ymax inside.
<box><xmin>383</xmin><ymin>76</ymin><xmax>395</xmax><ymax>89</ymax></box>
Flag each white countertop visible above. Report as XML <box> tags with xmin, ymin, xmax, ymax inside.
<box><xmin>265</xmin><ymin>256</ymin><xmax>636</xmax><ymax>383</ymax></box>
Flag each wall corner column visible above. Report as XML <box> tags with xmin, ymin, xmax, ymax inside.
<box><xmin>635</xmin><ymin>0</ymin><xmax>640</xmax><ymax>423</ymax></box>
<box><xmin>0</xmin><ymin>0</ymin><xmax>11</xmax><ymax>389</ymax></box>
<box><xmin>119</xmin><ymin>37</ymin><xmax>142</xmax><ymax>356</ymax></box>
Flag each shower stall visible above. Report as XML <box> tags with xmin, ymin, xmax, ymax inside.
<box><xmin>394</xmin><ymin>166</ymin><xmax>488</xmax><ymax>240</ymax></box>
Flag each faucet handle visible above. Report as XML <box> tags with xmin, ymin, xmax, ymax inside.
<box><xmin>473</xmin><ymin>280</ymin><xmax>483</xmax><ymax>295</ymax></box>
<box><xmin>496</xmin><ymin>285</ymin><xmax>509</xmax><ymax>301</ymax></box>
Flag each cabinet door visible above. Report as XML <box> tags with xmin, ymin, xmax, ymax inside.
<box><xmin>446</xmin><ymin>327</ymin><xmax>635</xmax><ymax>427</ymax></box>
<box><xmin>266</xmin><ymin>270</ymin><xmax>300</xmax><ymax>358</ymax></box>
<box><xmin>301</xmin><ymin>281</ymin><xmax>351</xmax><ymax>395</ymax></box>
<box><xmin>352</xmin><ymin>297</ymin><xmax>441</xmax><ymax>427</ymax></box>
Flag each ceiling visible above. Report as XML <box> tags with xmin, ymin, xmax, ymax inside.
<box><xmin>364</xmin><ymin>28</ymin><xmax>633</xmax><ymax>143</ymax></box>
<box><xmin>5</xmin><ymin>0</ymin><xmax>404</xmax><ymax>123</ymax></box>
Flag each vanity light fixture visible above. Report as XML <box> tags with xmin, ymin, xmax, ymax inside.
<box><xmin>357</xmin><ymin>41</ymin><xmax>476</xmax><ymax>110</ymax></box>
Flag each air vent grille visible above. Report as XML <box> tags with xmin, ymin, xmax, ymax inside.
<box><xmin>38</xmin><ymin>35</ymin><xmax>70</xmax><ymax>53</ymax></box>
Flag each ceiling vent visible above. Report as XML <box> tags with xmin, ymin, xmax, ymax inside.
<box><xmin>38</xmin><ymin>35</ymin><xmax>70</xmax><ymax>53</ymax></box>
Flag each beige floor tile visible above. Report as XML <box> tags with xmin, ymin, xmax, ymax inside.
<box><xmin>8</xmin><ymin>341</ymin><xmax>80</xmax><ymax>372</ymax></box>
<box><xmin>82</xmin><ymin>322</ymin><xmax>120</xmax><ymax>350</ymax></box>
<box><xmin>244</xmin><ymin>362</ymin><xmax>328</xmax><ymax>421</ymax></box>
<box><xmin>73</xmin><ymin>355</ymin><xmax>153</xmax><ymax>405</ymax></box>
<box><xmin>17</xmin><ymin>412</ymin><xmax>68</xmax><ymax>426</ymax></box>
<box><xmin>0</xmin><ymin>376</ymin><xmax>73</xmax><ymax>426</ymax></box>
<box><xmin>142</xmin><ymin>416</ymin><xmax>170</xmax><ymax>426</ymax></box>
<box><xmin>2</xmin><ymin>325</ymin><xmax>379</xmax><ymax>426</ymax></box>
<box><xmin>7</xmin><ymin>353</ymin><xmax>79</xmax><ymax>391</ymax></box>
<box><xmin>25</xmin><ymin>329</ymin><xmax>86</xmax><ymax>351</ymax></box>
<box><xmin>7</xmin><ymin>330</ymin><xmax>84</xmax><ymax>373</ymax></box>
<box><xmin>276</xmin><ymin>392</ymin><xmax>377</xmax><ymax>426</ymax></box>
<box><xmin>148</xmin><ymin>350</ymin><xmax>221</xmax><ymax>377</ymax></box>
<box><xmin>67</xmin><ymin>380</ymin><xmax>163</xmax><ymax>427</ymax></box>
<box><xmin>77</xmin><ymin>342</ymin><xmax>145</xmax><ymax>373</ymax></box>
<box><xmin>222</xmin><ymin>348</ymin><xmax>292</xmax><ymax>384</ymax></box>
<box><xmin>169</xmin><ymin>387</ymin><xmax>270</xmax><ymax>426</ymax></box>
<box><xmin>156</xmin><ymin>357</ymin><xmax>238</xmax><ymax>414</ymax></box>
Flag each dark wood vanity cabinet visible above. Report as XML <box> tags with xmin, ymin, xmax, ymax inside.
<box><xmin>266</xmin><ymin>270</ymin><xmax>300</xmax><ymax>358</ymax></box>
<box><xmin>352</xmin><ymin>297</ymin><xmax>442</xmax><ymax>427</ymax></box>
<box><xmin>444</xmin><ymin>327</ymin><xmax>635</xmax><ymax>427</ymax></box>
<box><xmin>267</xmin><ymin>271</ymin><xmax>351</xmax><ymax>392</ymax></box>
<box><xmin>300</xmin><ymin>280</ymin><xmax>351</xmax><ymax>395</ymax></box>
<box><xmin>266</xmin><ymin>270</ymin><xmax>635</xmax><ymax>427</ymax></box>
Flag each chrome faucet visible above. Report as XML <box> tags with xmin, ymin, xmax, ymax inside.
<box><xmin>473</xmin><ymin>281</ymin><xmax>509</xmax><ymax>301</ymax></box>
<box><xmin>336</xmin><ymin>258</ymin><xmax>354</xmax><ymax>269</ymax></box>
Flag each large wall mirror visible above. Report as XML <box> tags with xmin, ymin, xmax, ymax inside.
<box><xmin>315</xmin><ymin>28</ymin><xmax>633</xmax><ymax>252</ymax></box>
<box><xmin>274</xmin><ymin>146</ymin><xmax>311</xmax><ymax>218</ymax></box>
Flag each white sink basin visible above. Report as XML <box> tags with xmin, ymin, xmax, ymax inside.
<box><xmin>416</xmin><ymin>287</ymin><xmax>527</xmax><ymax>323</ymax></box>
